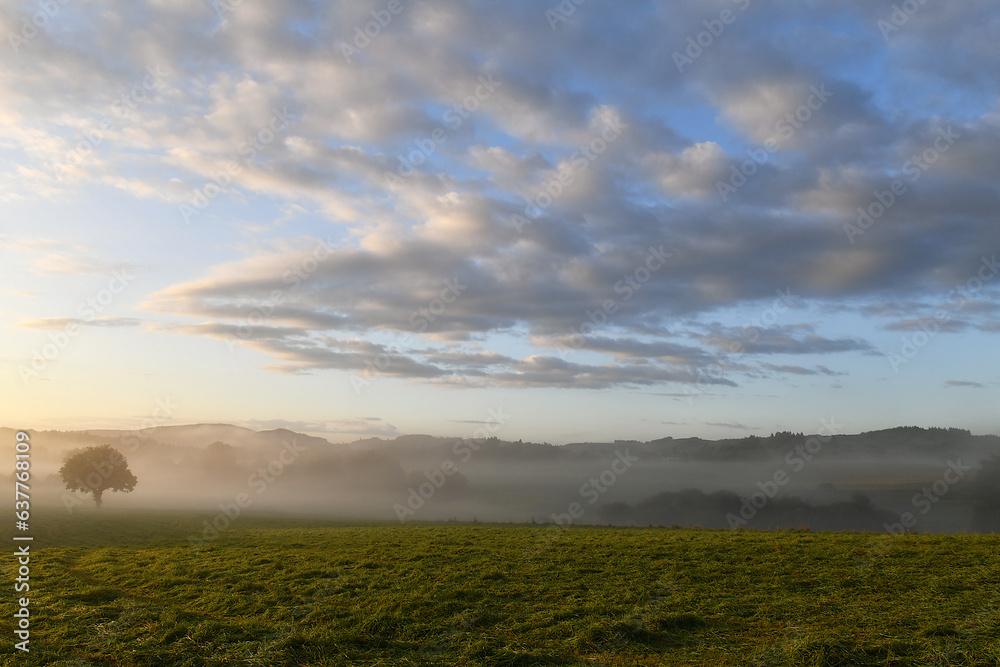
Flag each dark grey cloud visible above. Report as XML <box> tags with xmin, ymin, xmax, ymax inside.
<box><xmin>885</xmin><ymin>319</ymin><xmax>969</xmax><ymax>334</ymax></box>
<box><xmin>702</xmin><ymin>326</ymin><xmax>872</xmax><ymax>356</ymax></box>
<box><xmin>944</xmin><ymin>380</ymin><xmax>985</xmax><ymax>389</ymax></box>
<box><xmin>706</xmin><ymin>422</ymin><xmax>754</xmax><ymax>431</ymax></box>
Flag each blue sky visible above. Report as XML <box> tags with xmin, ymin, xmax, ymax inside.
<box><xmin>1</xmin><ymin>0</ymin><xmax>998</xmax><ymax>443</ymax></box>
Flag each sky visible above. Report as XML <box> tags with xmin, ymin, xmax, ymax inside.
<box><xmin>1</xmin><ymin>0</ymin><xmax>998</xmax><ymax>444</ymax></box>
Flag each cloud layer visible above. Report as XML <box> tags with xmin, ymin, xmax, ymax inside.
<box><xmin>3</xmin><ymin>0</ymin><xmax>999</xmax><ymax>393</ymax></box>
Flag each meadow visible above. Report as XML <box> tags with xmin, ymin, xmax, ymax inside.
<box><xmin>2</xmin><ymin>510</ymin><xmax>999</xmax><ymax>666</ymax></box>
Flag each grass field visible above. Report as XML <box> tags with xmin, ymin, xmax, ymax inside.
<box><xmin>2</xmin><ymin>510</ymin><xmax>999</xmax><ymax>666</ymax></box>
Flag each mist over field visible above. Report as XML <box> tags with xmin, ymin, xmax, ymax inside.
<box><xmin>8</xmin><ymin>424</ymin><xmax>999</xmax><ymax>534</ymax></box>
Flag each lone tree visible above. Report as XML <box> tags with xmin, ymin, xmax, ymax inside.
<box><xmin>59</xmin><ymin>445</ymin><xmax>138</xmax><ymax>508</ymax></box>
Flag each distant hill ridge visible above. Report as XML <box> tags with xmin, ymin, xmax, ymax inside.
<box><xmin>2</xmin><ymin>424</ymin><xmax>994</xmax><ymax>461</ymax></box>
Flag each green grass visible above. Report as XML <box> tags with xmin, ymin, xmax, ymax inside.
<box><xmin>2</xmin><ymin>510</ymin><xmax>999</xmax><ymax>665</ymax></box>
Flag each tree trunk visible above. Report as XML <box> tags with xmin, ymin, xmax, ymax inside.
<box><xmin>94</xmin><ymin>488</ymin><xmax>103</xmax><ymax>508</ymax></box>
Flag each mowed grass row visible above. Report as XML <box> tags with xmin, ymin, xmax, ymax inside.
<box><xmin>1</xmin><ymin>511</ymin><xmax>999</xmax><ymax>666</ymax></box>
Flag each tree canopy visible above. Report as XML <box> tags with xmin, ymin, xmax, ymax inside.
<box><xmin>59</xmin><ymin>445</ymin><xmax>138</xmax><ymax>508</ymax></box>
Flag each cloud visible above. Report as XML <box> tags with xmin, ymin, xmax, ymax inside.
<box><xmin>6</xmin><ymin>0</ymin><xmax>998</xmax><ymax>396</ymax></box>
<box><xmin>0</xmin><ymin>289</ymin><xmax>36</xmax><ymax>298</ymax></box>
<box><xmin>702</xmin><ymin>326</ymin><xmax>872</xmax><ymax>356</ymax></box>
<box><xmin>706</xmin><ymin>422</ymin><xmax>754</xmax><ymax>431</ymax></box>
<box><xmin>885</xmin><ymin>319</ymin><xmax>968</xmax><ymax>334</ymax></box>
<box><xmin>944</xmin><ymin>380</ymin><xmax>985</xmax><ymax>389</ymax></box>
<box><xmin>19</xmin><ymin>317</ymin><xmax>142</xmax><ymax>330</ymax></box>
<box><xmin>643</xmin><ymin>142</ymin><xmax>728</xmax><ymax>198</ymax></box>
<box><xmin>1</xmin><ymin>239</ymin><xmax>137</xmax><ymax>276</ymax></box>
<box><xmin>760</xmin><ymin>362</ymin><xmax>846</xmax><ymax>377</ymax></box>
